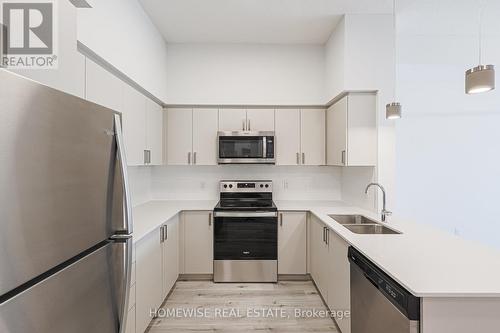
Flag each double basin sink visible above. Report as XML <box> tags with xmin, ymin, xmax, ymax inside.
<box><xmin>328</xmin><ymin>214</ymin><xmax>402</xmax><ymax>235</ymax></box>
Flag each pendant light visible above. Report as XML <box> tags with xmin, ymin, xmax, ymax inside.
<box><xmin>386</xmin><ymin>0</ymin><xmax>402</xmax><ymax>119</ymax></box>
<box><xmin>465</xmin><ymin>4</ymin><xmax>495</xmax><ymax>94</ymax></box>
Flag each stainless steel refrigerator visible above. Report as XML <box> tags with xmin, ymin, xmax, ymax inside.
<box><xmin>0</xmin><ymin>70</ymin><xmax>133</xmax><ymax>333</ymax></box>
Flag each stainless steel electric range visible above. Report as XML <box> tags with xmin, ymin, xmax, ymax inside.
<box><xmin>213</xmin><ymin>180</ymin><xmax>278</xmax><ymax>282</ymax></box>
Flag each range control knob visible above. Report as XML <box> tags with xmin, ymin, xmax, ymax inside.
<box><xmin>265</xmin><ymin>184</ymin><xmax>269</xmax><ymax>188</ymax></box>
<box><xmin>229</xmin><ymin>184</ymin><xmax>233</xmax><ymax>188</ymax></box>
<box><xmin>260</xmin><ymin>184</ymin><xmax>264</xmax><ymax>188</ymax></box>
<box><xmin>223</xmin><ymin>184</ymin><xmax>228</xmax><ymax>188</ymax></box>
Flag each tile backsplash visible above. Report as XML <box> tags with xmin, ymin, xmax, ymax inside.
<box><xmin>149</xmin><ymin>165</ymin><xmax>342</xmax><ymax>201</ymax></box>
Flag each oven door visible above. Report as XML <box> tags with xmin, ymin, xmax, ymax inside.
<box><xmin>217</xmin><ymin>132</ymin><xmax>275</xmax><ymax>164</ymax></box>
<box><xmin>213</xmin><ymin>211</ymin><xmax>278</xmax><ymax>260</ymax></box>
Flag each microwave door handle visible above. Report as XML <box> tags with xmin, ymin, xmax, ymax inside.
<box><xmin>263</xmin><ymin>137</ymin><xmax>267</xmax><ymax>158</ymax></box>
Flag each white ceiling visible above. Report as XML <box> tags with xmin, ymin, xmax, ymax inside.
<box><xmin>139</xmin><ymin>0</ymin><xmax>393</xmax><ymax>44</ymax></box>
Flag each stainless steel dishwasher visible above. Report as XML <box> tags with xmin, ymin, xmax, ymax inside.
<box><xmin>348</xmin><ymin>247</ymin><xmax>420</xmax><ymax>333</ymax></box>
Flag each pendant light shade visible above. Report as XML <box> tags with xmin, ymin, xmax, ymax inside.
<box><xmin>465</xmin><ymin>65</ymin><xmax>495</xmax><ymax>94</ymax></box>
<box><xmin>386</xmin><ymin>102</ymin><xmax>402</xmax><ymax>119</ymax></box>
<box><xmin>465</xmin><ymin>4</ymin><xmax>495</xmax><ymax>94</ymax></box>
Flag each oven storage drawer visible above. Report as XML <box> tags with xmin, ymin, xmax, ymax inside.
<box><xmin>214</xmin><ymin>216</ymin><xmax>277</xmax><ymax>260</ymax></box>
<box><xmin>214</xmin><ymin>240</ymin><xmax>277</xmax><ymax>260</ymax></box>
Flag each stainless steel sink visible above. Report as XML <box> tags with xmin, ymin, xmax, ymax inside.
<box><xmin>343</xmin><ymin>224</ymin><xmax>401</xmax><ymax>235</ymax></box>
<box><xmin>329</xmin><ymin>214</ymin><xmax>378</xmax><ymax>225</ymax></box>
<box><xmin>329</xmin><ymin>214</ymin><xmax>402</xmax><ymax>234</ymax></box>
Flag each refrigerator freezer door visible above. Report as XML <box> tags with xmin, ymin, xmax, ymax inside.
<box><xmin>0</xmin><ymin>70</ymin><xmax>123</xmax><ymax>296</ymax></box>
<box><xmin>0</xmin><ymin>239</ymin><xmax>131</xmax><ymax>333</ymax></box>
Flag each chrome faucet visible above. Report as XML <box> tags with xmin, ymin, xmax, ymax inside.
<box><xmin>365</xmin><ymin>183</ymin><xmax>392</xmax><ymax>222</ymax></box>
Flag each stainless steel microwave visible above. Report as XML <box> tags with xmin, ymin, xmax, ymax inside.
<box><xmin>217</xmin><ymin>131</ymin><xmax>275</xmax><ymax>164</ymax></box>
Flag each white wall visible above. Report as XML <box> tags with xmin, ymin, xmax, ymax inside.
<box><xmin>9</xmin><ymin>0</ymin><xmax>85</xmax><ymax>98</ymax></box>
<box><xmin>77</xmin><ymin>0</ymin><xmax>168</xmax><ymax>102</ymax></box>
<box><xmin>128</xmin><ymin>167</ymin><xmax>152</xmax><ymax>207</ymax></box>
<box><xmin>395</xmin><ymin>0</ymin><xmax>500</xmax><ymax>249</ymax></box>
<box><xmin>150</xmin><ymin>166</ymin><xmax>342</xmax><ymax>201</ymax></box>
<box><xmin>324</xmin><ymin>17</ymin><xmax>345</xmax><ymax>100</ymax></box>
<box><xmin>324</xmin><ymin>14</ymin><xmax>396</xmax><ymax>213</ymax></box>
<box><xmin>164</xmin><ymin>43</ymin><xmax>325</xmax><ymax>105</ymax></box>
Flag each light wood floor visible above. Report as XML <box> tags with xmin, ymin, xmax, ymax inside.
<box><xmin>148</xmin><ymin>281</ymin><xmax>339</xmax><ymax>332</ymax></box>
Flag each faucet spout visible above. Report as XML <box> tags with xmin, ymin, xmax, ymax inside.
<box><xmin>364</xmin><ymin>183</ymin><xmax>392</xmax><ymax>222</ymax></box>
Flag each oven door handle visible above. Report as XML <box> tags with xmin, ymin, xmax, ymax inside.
<box><xmin>213</xmin><ymin>211</ymin><xmax>278</xmax><ymax>218</ymax></box>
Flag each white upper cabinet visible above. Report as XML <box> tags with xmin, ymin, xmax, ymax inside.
<box><xmin>146</xmin><ymin>99</ymin><xmax>164</xmax><ymax>165</ymax></box>
<box><xmin>246</xmin><ymin>108</ymin><xmax>275</xmax><ymax>131</ymax></box>
<box><xmin>300</xmin><ymin>109</ymin><xmax>326</xmax><ymax>166</ymax></box>
<box><xmin>275</xmin><ymin>109</ymin><xmax>325</xmax><ymax>166</ymax></box>
<box><xmin>275</xmin><ymin>109</ymin><xmax>301</xmax><ymax>165</ymax></box>
<box><xmin>326</xmin><ymin>93</ymin><xmax>376</xmax><ymax>166</ymax></box>
<box><xmin>218</xmin><ymin>108</ymin><xmax>247</xmax><ymax>131</ymax></box>
<box><xmin>193</xmin><ymin>108</ymin><xmax>218</xmax><ymax>165</ymax></box>
<box><xmin>85</xmin><ymin>59</ymin><xmax>163</xmax><ymax>167</ymax></box>
<box><xmin>166</xmin><ymin>108</ymin><xmax>193</xmax><ymax>165</ymax></box>
<box><xmin>219</xmin><ymin>108</ymin><xmax>274</xmax><ymax>132</ymax></box>
<box><xmin>166</xmin><ymin>108</ymin><xmax>218</xmax><ymax>166</ymax></box>
<box><xmin>85</xmin><ymin>58</ymin><xmax>123</xmax><ymax>111</ymax></box>
<box><xmin>122</xmin><ymin>84</ymin><xmax>147</xmax><ymax>166</ymax></box>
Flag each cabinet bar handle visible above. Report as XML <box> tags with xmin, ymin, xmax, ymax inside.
<box><xmin>242</xmin><ymin>120</ymin><xmax>246</xmax><ymax>131</ymax></box>
<box><xmin>209</xmin><ymin>213</ymin><xmax>212</xmax><ymax>226</ymax></box>
<box><xmin>296</xmin><ymin>152</ymin><xmax>300</xmax><ymax>165</ymax></box>
<box><xmin>193</xmin><ymin>152</ymin><xmax>197</xmax><ymax>165</ymax></box>
<box><xmin>160</xmin><ymin>226</ymin><xmax>164</xmax><ymax>243</ymax></box>
<box><xmin>302</xmin><ymin>152</ymin><xmax>305</xmax><ymax>165</ymax></box>
<box><xmin>280</xmin><ymin>213</ymin><xmax>283</xmax><ymax>227</ymax></box>
<box><xmin>164</xmin><ymin>225</ymin><xmax>168</xmax><ymax>240</ymax></box>
<box><xmin>144</xmin><ymin>150</ymin><xmax>148</xmax><ymax>165</ymax></box>
<box><xmin>248</xmin><ymin>119</ymin><xmax>251</xmax><ymax>131</ymax></box>
<box><xmin>341</xmin><ymin>150</ymin><xmax>346</xmax><ymax>165</ymax></box>
<box><xmin>322</xmin><ymin>227</ymin><xmax>326</xmax><ymax>243</ymax></box>
<box><xmin>188</xmin><ymin>152</ymin><xmax>191</xmax><ymax>164</ymax></box>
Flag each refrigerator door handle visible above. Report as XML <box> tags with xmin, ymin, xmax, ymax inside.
<box><xmin>114</xmin><ymin>114</ymin><xmax>133</xmax><ymax>234</ymax></box>
<box><xmin>109</xmin><ymin>235</ymin><xmax>133</xmax><ymax>333</ymax></box>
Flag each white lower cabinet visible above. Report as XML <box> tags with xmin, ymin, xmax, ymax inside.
<box><xmin>162</xmin><ymin>216</ymin><xmax>179</xmax><ymax>297</ymax></box>
<box><xmin>310</xmin><ymin>215</ymin><xmax>351</xmax><ymax>333</ymax></box>
<box><xmin>135</xmin><ymin>227</ymin><xmax>163</xmax><ymax>333</ymax></box>
<box><xmin>278</xmin><ymin>212</ymin><xmax>307</xmax><ymax>275</ymax></box>
<box><xmin>135</xmin><ymin>215</ymin><xmax>179</xmax><ymax>333</ymax></box>
<box><xmin>327</xmin><ymin>230</ymin><xmax>351</xmax><ymax>333</ymax></box>
<box><xmin>309</xmin><ymin>215</ymin><xmax>329</xmax><ymax>298</ymax></box>
<box><xmin>182</xmin><ymin>211</ymin><xmax>214</xmax><ymax>274</ymax></box>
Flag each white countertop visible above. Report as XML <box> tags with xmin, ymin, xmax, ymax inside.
<box><xmin>132</xmin><ymin>199</ymin><xmax>500</xmax><ymax>298</ymax></box>
<box><xmin>132</xmin><ymin>200</ymin><xmax>217</xmax><ymax>242</ymax></box>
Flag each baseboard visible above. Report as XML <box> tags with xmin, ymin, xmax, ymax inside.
<box><xmin>278</xmin><ymin>274</ymin><xmax>311</xmax><ymax>281</ymax></box>
<box><xmin>178</xmin><ymin>274</ymin><xmax>214</xmax><ymax>281</ymax></box>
